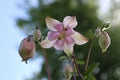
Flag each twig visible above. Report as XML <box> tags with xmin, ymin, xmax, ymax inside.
<box><xmin>72</xmin><ymin>52</ymin><xmax>83</xmax><ymax>80</ymax></box>
<box><xmin>41</xmin><ymin>48</ymin><xmax>52</xmax><ymax>80</ymax></box>
<box><xmin>72</xmin><ymin>58</ymin><xmax>76</xmax><ymax>80</ymax></box>
<box><xmin>84</xmin><ymin>37</ymin><xmax>96</xmax><ymax>72</ymax></box>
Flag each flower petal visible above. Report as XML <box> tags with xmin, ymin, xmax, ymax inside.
<box><xmin>64</xmin><ymin>42</ymin><xmax>74</xmax><ymax>57</ymax></box>
<box><xmin>40</xmin><ymin>37</ymin><xmax>56</xmax><ymax>48</ymax></box>
<box><xmin>54</xmin><ymin>23</ymin><xmax>64</xmax><ymax>32</ymax></box>
<box><xmin>63</xmin><ymin>37</ymin><xmax>75</xmax><ymax>56</ymax></box>
<box><xmin>71</xmin><ymin>31</ymin><xmax>88</xmax><ymax>45</ymax></box>
<box><xmin>65</xmin><ymin>28</ymin><xmax>74</xmax><ymax>36</ymax></box>
<box><xmin>53</xmin><ymin>39</ymin><xmax>64</xmax><ymax>50</ymax></box>
<box><xmin>65</xmin><ymin>36</ymin><xmax>75</xmax><ymax>45</ymax></box>
<box><xmin>46</xmin><ymin>16</ymin><xmax>61</xmax><ymax>31</ymax></box>
<box><xmin>63</xmin><ymin>16</ymin><xmax>78</xmax><ymax>29</ymax></box>
<box><xmin>48</xmin><ymin>31</ymin><xmax>60</xmax><ymax>41</ymax></box>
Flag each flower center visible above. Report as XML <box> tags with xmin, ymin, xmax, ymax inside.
<box><xmin>58</xmin><ymin>29</ymin><xmax>67</xmax><ymax>40</ymax></box>
<box><xmin>58</xmin><ymin>31</ymin><xmax>66</xmax><ymax>40</ymax></box>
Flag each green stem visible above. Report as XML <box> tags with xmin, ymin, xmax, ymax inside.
<box><xmin>41</xmin><ymin>48</ymin><xmax>52</xmax><ymax>80</ymax></box>
<box><xmin>84</xmin><ymin>37</ymin><xmax>96</xmax><ymax>72</ymax></box>
<box><xmin>72</xmin><ymin>52</ymin><xmax>83</xmax><ymax>80</ymax></box>
<box><xmin>72</xmin><ymin>55</ymin><xmax>76</xmax><ymax>80</ymax></box>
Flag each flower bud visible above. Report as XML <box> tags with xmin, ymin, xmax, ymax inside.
<box><xmin>99</xmin><ymin>31</ymin><xmax>111</xmax><ymax>53</ymax></box>
<box><xmin>33</xmin><ymin>27</ymin><xmax>41</xmax><ymax>41</ymax></box>
<box><xmin>18</xmin><ymin>35</ymin><xmax>35</xmax><ymax>63</ymax></box>
<box><xmin>63</xmin><ymin>62</ymin><xmax>73</xmax><ymax>80</ymax></box>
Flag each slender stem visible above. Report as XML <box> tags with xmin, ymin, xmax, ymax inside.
<box><xmin>73</xmin><ymin>74</ymin><xmax>76</xmax><ymax>80</ymax></box>
<box><xmin>41</xmin><ymin>48</ymin><xmax>52</xmax><ymax>80</ymax></box>
<box><xmin>72</xmin><ymin>58</ymin><xmax>76</xmax><ymax>80</ymax></box>
<box><xmin>84</xmin><ymin>37</ymin><xmax>96</xmax><ymax>72</ymax></box>
<box><xmin>72</xmin><ymin>52</ymin><xmax>83</xmax><ymax>80</ymax></box>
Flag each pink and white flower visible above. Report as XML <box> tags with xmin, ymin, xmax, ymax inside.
<box><xmin>40</xmin><ymin>16</ymin><xmax>88</xmax><ymax>56</ymax></box>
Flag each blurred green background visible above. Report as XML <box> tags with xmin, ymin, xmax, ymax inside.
<box><xmin>17</xmin><ymin>0</ymin><xmax>120</xmax><ymax>80</ymax></box>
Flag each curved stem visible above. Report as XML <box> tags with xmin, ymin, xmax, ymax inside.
<box><xmin>41</xmin><ymin>48</ymin><xmax>52</xmax><ymax>80</ymax></box>
<box><xmin>73</xmin><ymin>73</ymin><xmax>76</xmax><ymax>80</ymax></box>
<box><xmin>72</xmin><ymin>58</ymin><xmax>76</xmax><ymax>80</ymax></box>
<box><xmin>84</xmin><ymin>37</ymin><xmax>96</xmax><ymax>72</ymax></box>
<box><xmin>73</xmin><ymin>52</ymin><xmax>83</xmax><ymax>80</ymax></box>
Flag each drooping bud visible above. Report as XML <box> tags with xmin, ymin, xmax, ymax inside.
<box><xmin>33</xmin><ymin>26</ymin><xmax>41</xmax><ymax>41</ymax></box>
<box><xmin>99</xmin><ymin>31</ymin><xmax>111</xmax><ymax>53</ymax></box>
<box><xmin>18</xmin><ymin>35</ymin><xmax>35</xmax><ymax>63</ymax></box>
<box><xmin>63</xmin><ymin>62</ymin><xmax>73</xmax><ymax>80</ymax></box>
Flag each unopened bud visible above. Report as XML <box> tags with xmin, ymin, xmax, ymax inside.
<box><xmin>18</xmin><ymin>35</ymin><xmax>35</xmax><ymax>63</ymax></box>
<box><xmin>99</xmin><ymin>31</ymin><xmax>111</xmax><ymax>53</ymax></box>
<box><xmin>63</xmin><ymin>62</ymin><xmax>73</xmax><ymax>80</ymax></box>
<box><xmin>33</xmin><ymin>26</ymin><xmax>41</xmax><ymax>41</ymax></box>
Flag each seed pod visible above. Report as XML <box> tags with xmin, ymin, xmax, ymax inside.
<box><xmin>99</xmin><ymin>31</ymin><xmax>111</xmax><ymax>53</ymax></box>
<box><xmin>18</xmin><ymin>35</ymin><xmax>35</xmax><ymax>63</ymax></box>
<box><xmin>33</xmin><ymin>27</ymin><xmax>41</xmax><ymax>41</ymax></box>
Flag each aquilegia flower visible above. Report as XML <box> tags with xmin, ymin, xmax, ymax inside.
<box><xmin>40</xmin><ymin>16</ymin><xmax>88</xmax><ymax>56</ymax></box>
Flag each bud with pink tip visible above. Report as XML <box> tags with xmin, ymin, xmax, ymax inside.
<box><xmin>33</xmin><ymin>26</ymin><xmax>41</xmax><ymax>41</ymax></box>
<box><xmin>18</xmin><ymin>35</ymin><xmax>35</xmax><ymax>63</ymax></box>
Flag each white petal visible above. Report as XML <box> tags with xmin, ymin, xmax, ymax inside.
<box><xmin>71</xmin><ymin>31</ymin><xmax>88</xmax><ymax>45</ymax></box>
<box><xmin>63</xmin><ymin>16</ymin><xmax>78</xmax><ymax>29</ymax></box>
<box><xmin>64</xmin><ymin>42</ymin><xmax>74</xmax><ymax>57</ymax></box>
<box><xmin>46</xmin><ymin>16</ymin><xmax>61</xmax><ymax>31</ymax></box>
<box><xmin>40</xmin><ymin>37</ymin><xmax>56</xmax><ymax>48</ymax></box>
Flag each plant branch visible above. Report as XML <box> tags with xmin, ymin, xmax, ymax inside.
<box><xmin>41</xmin><ymin>48</ymin><xmax>52</xmax><ymax>80</ymax></box>
<box><xmin>72</xmin><ymin>58</ymin><xmax>76</xmax><ymax>80</ymax></box>
<box><xmin>84</xmin><ymin>37</ymin><xmax>96</xmax><ymax>72</ymax></box>
<box><xmin>72</xmin><ymin>52</ymin><xmax>83</xmax><ymax>80</ymax></box>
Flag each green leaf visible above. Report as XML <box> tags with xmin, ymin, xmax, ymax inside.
<box><xmin>85</xmin><ymin>63</ymin><xmax>100</xmax><ymax>76</ymax></box>
<box><xmin>87</xmin><ymin>75</ymin><xmax>96</xmax><ymax>80</ymax></box>
<box><xmin>59</xmin><ymin>56</ymin><xmax>69</xmax><ymax>61</ymax></box>
<box><xmin>76</xmin><ymin>59</ymin><xmax>85</xmax><ymax>65</ymax></box>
